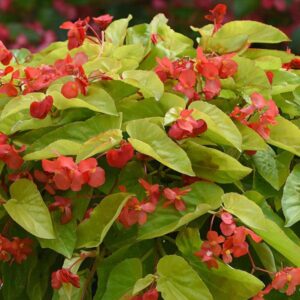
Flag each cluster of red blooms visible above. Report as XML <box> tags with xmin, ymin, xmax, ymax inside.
<box><xmin>168</xmin><ymin>109</ymin><xmax>207</xmax><ymax>140</ymax></box>
<box><xmin>155</xmin><ymin>46</ymin><xmax>237</xmax><ymax>102</ymax></box>
<box><xmin>195</xmin><ymin>212</ymin><xmax>262</xmax><ymax>269</ymax></box>
<box><xmin>230</xmin><ymin>92</ymin><xmax>279</xmax><ymax>139</ymax></box>
<box><xmin>131</xmin><ymin>288</ymin><xmax>159</xmax><ymax>300</ymax></box>
<box><xmin>0</xmin><ymin>133</ymin><xmax>24</xmax><ymax>170</ymax></box>
<box><xmin>60</xmin><ymin>14</ymin><xmax>113</xmax><ymax>50</ymax></box>
<box><xmin>118</xmin><ymin>178</ymin><xmax>191</xmax><ymax>228</ymax></box>
<box><xmin>51</xmin><ymin>268</ymin><xmax>80</xmax><ymax>289</ymax></box>
<box><xmin>0</xmin><ymin>234</ymin><xmax>32</xmax><ymax>264</ymax></box>
<box><xmin>36</xmin><ymin>156</ymin><xmax>105</xmax><ymax>193</ymax></box>
<box><xmin>253</xmin><ymin>267</ymin><xmax>300</xmax><ymax>299</ymax></box>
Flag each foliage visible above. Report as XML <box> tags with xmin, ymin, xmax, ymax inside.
<box><xmin>1</xmin><ymin>3</ymin><xmax>300</xmax><ymax>300</ymax></box>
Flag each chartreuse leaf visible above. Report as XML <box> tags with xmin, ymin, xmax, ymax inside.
<box><xmin>138</xmin><ymin>181</ymin><xmax>223</xmax><ymax>240</ymax></box>
<box><xmin>127</xmin><ymin>119</ymin><xmax>195</xmax><ymax>176</ymax></box>
<box><xmin>222</xmin><ymin>193</ymin><xmax>267</xmax><ymax>230</ymax></box>
<box><xmin>122</xmin><ymin>70</ymin><xmax>164</xmax><ymax>100</ymax></box>
<box><xmin>76</xmin><ymin>193</ymin><xmax>132</xmax><ymax>248</ymax></box>
<box><xmin>182</xmin><ymin>141</ymin><xmax>252</xmax><ymax>183</ymax></box>
<box><xmin>242</xmin><ymin>48</ymin><xmax>295</xmax><ymax>63</ymax></box>
<box><xmin>268</xmin><ymin>116</ymin><xmax>300</xmax><ymax>156</ymax></box>
<box><xmin>214</xmin><ymin>20</ymin><xmax>289</xmax><ymax>44</ymax></box>
<box><xmin>48</xmin><ymin>85</ymin><xmax>118</xmax><ymax>115</ymax></box>
<box><xmin>76</xmin><ymin>129</ymin><xmax>122</xmax><ymax>162</ymax></box>
<box><xmin>223</xmin><ymin>193</ymin><xmax>300</xmax><ymax>266</ymax></box>
<box><xmin>3</xmin><ymin>179</ymin><xmax>55</xmax><ymax>239</ymax></box>
<box><xmin>282</xmin><ymin>164</ymin><xmax>300</xmax><ymax>227</ymax></box>
<box><xmin>235</xmin><ymin>122</ymin><xmax>267</xmax><ymax>151</ymax></box>
<box><xmin>105</xmin><ymin>15</ymin><xmax>132</xmax><ymax>46</ymax></box>
<box><xmin>176</xmin><ymin>228</ymin><xmax>264</xmax><ymax>300</ymax></box>
<box><xmin>101</xmin><ymin>258</ymin><xmax>142</xmax><ymax>300</ymax></box>
<box><xmin>39</xmin><ymin>212</ymin><xmax>77</xmax><ymax>258</ymax></box>
<box><xmin>24</xmin><ymin>114</ymin><xmax>122</xmax><ymax>160</ymax></box>
<box><xmin>233</xmin><ymin>57</ymin><xmax>271</xmax><ymax>94</ymax></box>
<box><xmin>156</xmin><ymin>255</ymin><xmax>213</xmax><ymax>300</ymax></box>
<box><xmin>190</xmin><ymin>101</ymin><xmax>242</xmax><ymax>150</ymax></box>
<box><xmin>252</xmin><ymin>147</ymin><xmax>293</xmax><ymax>190</ymax></box>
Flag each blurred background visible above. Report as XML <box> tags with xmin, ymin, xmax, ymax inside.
<box><xmin>0</xmin><ymin>0</ymin><xmax>299</xmax><ymax>53</ymax></box>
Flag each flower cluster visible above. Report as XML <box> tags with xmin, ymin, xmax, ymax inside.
<box><xmin>230</xmin><ymin>92</ymin><xmax>279</xmax><ymax>139</ymax></box>
<box><xmin>253</xmin><ymin>267</ymin><xmax>300</xmax><ymax>299</ymax></box>
<box><xmin>0</xmin><ymin>133</ymin><xmax>24</xmax><ymax>170</ymax></box>
<box><xmin>155</xmin><ymin>46</ymin><xmax>237</xmax><ymax>102</ymax></box>
<box><xmin>0</xmin><ymin>234</ymin><xmax>32</xmax><ymax>264</ymax></box>
<box><xmin>118</xmin><ymin>179</ymin><xmax>191</xmax><ymax>228</ymax></box>
<box><xmin>195</xmin><ymin>212</ymin><xmax>262</xmax><ymax>269</ymax></box>
<box><xmin>60</xmin><ymin>14</ymin><xmax>113</xmax><ymax>50</ymax></box>
<box><xmin>38</xmin><ymin>156</ymin><xmax>105</xmax><ymax>192</ymax></box>
<box><xmin>168</xmin><ymin>109</ymin><xmax>207</xmax><ymax>140</ymax></box>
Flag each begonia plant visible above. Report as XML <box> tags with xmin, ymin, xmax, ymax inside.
<box><xmin>1</xmin><ymin>4</ymin><xmax>300</xmax><ymax>300</ymax></box>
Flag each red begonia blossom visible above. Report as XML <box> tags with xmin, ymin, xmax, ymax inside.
<box><xmin>30</xmin><ymin>95</ymin><xmax>53</xmax><ymax>119</ymax></box>
<box><xmin>230</xmin><ymin>92</ymin><xmax>279</xmax><ymax>139</ymax></box>
<box><xmin>48</xmin><ymin>196</ymin><xmax>72</xmax><ymax>224</ymax></box>
<box><xmin>205</xmin><ymin>4</ymin><xmax>227</xmax><ymax>33</ymax></box>
<box><xmin>9</xmin><ymin>237</ymin><xmax>33</xmax><ymax>264</ymax></box>
<box><xmin>131</xmin><ymin>288</ymin><xmax>159</xmax><ymax>300</ymax></box>
<box><xmin>118</xmin><ymin>197</ymin><xmax>156</xmax><ymax>228</ymax></box>
<box><xmin>220</xmin><ymin>212</ymin><xmax>236</xmax><ymax>236</ymax></box>
<box><xmin>168</xmin><ymin>109</ymin><xmax>207</xmax><ymax>140</ymax></box>
<box><xmin>78</xmin><ymin>158</ymin><xmax>105</xmax><ymax>188</ymax></box>
<box><xmin>0</xmin><ymin>134</ymin><xmax>24</xmax><ymax>170</ymax></box>
<box><xmin>174</xmin><ymin>69</ymin><xmax>199</xmax><ymax>100</ymax></box>
<box><xmin>162</xmin><ymin>187</ymin><xmax>191</xmax><ymax>211</ymax></box>
<box><xmin>61</xmin><ymin>81</ymin><xmax>79</xmax><ymax>98</ymax></box>
<box><xmin>60</xmin><ymin>17</ymin><xmax>90</xmax><ymax>50</ymax></box>
<box><xmin>106</xmin><ymin>141</ymin><xmax>134</xmax><ymax>168</ymax></box>
<box><xmin>51</xmin><ymin>268</ymin><xmax>80</xmax><ymax>289</ymax></box>
<box><xmin>0</xmin><ymin>41</ymin><xmax>13</xmax><ymax>65</ymax></box>
<box><xmin>138</xmin><ymin>178</ymin><xmax>160</xmax><ymax>205</ymax></box>
<box><xmin>93</xmin><ymin>14</ymin><xmax>114</xmax><ymax>30</ymax></box>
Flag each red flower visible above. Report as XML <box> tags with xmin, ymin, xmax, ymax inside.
<box><xmin>0</xmin><ymin>70</ymin><xmax>19</xmax><ymax>97</ymax></box>
<box><xmin>168</xmin><ymin>109</ymin><xmax>207</xmax><ymax>140</ymax></box>
<box><xmin>155</xmin><ymin>57</ymin><xmax>176</xmax><ymax>82</ymax></box>
<box><xmin>173</xmin><ymin>69</ymin><xmax>198</xmax><ymax>100</ymax></box>
<box><xmin>60</xmin><ymin>17</ymin><xmax>90</xmax><ymax>50</ymax></box>
<box><xmin>220</xmin><ymin>212</ymin><xmax>236</xmax><ymax>236</ymax></box>
<box><xmin>93</xmin><ymin>14</ymin><xmax>114</xmax><ymax>30</ymax></box>
<box><xmin>272</xmin><ymin>267</ymin><xmax>300</xmax><ymax>296</ymax></box>
<box><xmin>205</xmin><ymin>4</ymin><xmax>227</xmax><ymax>33</ymax></box>
<box><xmin>138</xmin><ymin>178</ymin><xmax>160</xmax><ymax>205</ymax></box>
<box><xmin>0</xmin><ymin>235</ymin><xmax>11</xmax><ymax>262</ymax></box>
<box><xmin>42</xmin><ymin>156</ymin><xmax>84</xmax><ymax>191</ymax></box>
<box><xmin>30</xmin><ymin>95</ymin><xmax>53</xmax><ymax>119</ymax></box>
<box><xmin>252</xmin><ymin>284</ymin><xmax>272</xmax><ymax>300</ymax></box>
<box><xmin>194</xmin><ymin>242</ymin><xmax>219</xmax><ymax>269</ymax></box>
<box><xmin>106</xmin><ymin>141</ymin><xmax>134</xmax><ymax>168</ymax></box>
<box><xmin>132</xmin><ymin>288</ymin><xmax>159</xmax><ymax>300</ymax></box>
<box><xmin>218</xmin><ymin>58</ymin><xmax>238</xmax><ymax>79</ymax></box>
<box><xmin>0</xmin><ymin>41</ymin><xmax>13</xmax><ymax>65</ymax></box>
<box><xmin>61</xmin><ymin>81</ymin><xmax>79</xmax><ymax>98</ymax></box>
<box><xmin>203</xmin><ymin>78</ymin><xmax>221</xmax><ymax>100</ymax></box>
<box><xmin>78</xmin><ymin>158</ymin><xmax>105</xmax><ymax>188</ymax></box>
<box><xmin>51</xmin><ymin>268</ymin><xmax>80</xmax><ymax>289</ymax></box>
<box><xmin>0</xmin><ymin>141</ymin><xmax>24</xmax><ymax>170</ymax></box>
<box><xmin>118</xmin><ymin>197</ymin><xmax>156</xmax><ymax>228</ymax></box>
<box><xmin>48</xmin><ymin>196</ymin><xmax>72</xmax><ymax>224</ymax></box>
<box><xmin>162</xmin><ymin>187</ymin><xmax>191</xmax><ymax>211</ymax></box>
<box><xmin>9</xmin><ymin>237</ymin><xmax>32</xmax><ymax>264</ymax></box>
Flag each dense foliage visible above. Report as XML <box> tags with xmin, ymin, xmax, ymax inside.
<box><xmin>1</xmin><ymin>0</ymin><xmax>300</xmax><ymax>53</ymax></box>
<box><xmin>1</xmin><ymin>3</ymin><xmax>300</xmax><ymax>300</ymax></box>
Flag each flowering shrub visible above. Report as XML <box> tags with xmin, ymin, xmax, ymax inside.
<box><xmin>1</xmin><ymin>4</ymin><xmax>300</xmax><ymax>299</ymax></box>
